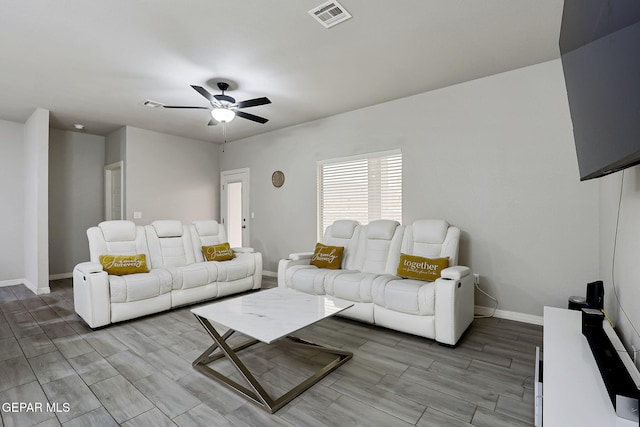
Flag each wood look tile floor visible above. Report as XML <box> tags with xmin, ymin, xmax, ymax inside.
<box><xmin>0</xmin><ymin>278</ymin><xmax>541</xmax><ymax>426</ymax></box>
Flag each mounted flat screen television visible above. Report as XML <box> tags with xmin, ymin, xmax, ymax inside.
<box><xmin>560</xmin><ymin>0</ymin><xmax>640</xmax><ymax>181</ymax></box>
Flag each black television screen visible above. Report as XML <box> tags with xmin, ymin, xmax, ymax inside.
<box><xmin>560</xmin><ymin>0</ymin><xmax>640</xmax><ymax>181</ymax></box>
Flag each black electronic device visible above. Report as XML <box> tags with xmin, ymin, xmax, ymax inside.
<box><xmin>586</xmin><ymin>280</ymin><xmax>604</xmax><ymax>310</ymax></box>
<box><xmin>581</xmin><ymin>308</ymin><xmax>640</xmax><ymax>423</ymax></box>
<box><xmin>568</xmin><ymin>295</ymin><xmax>588</xmax><ymax>311</ymax></box>
<box><xmin>559</xmin><ymin>0</ymin><xmax>640</xmax><ymax>181</ymax></box>
<box><xmin>582</xmin><ymin>308</ymin><xmax>604</xmax><ymax>335</ymax></box>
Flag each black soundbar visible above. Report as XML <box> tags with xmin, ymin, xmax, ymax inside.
<box><xmin>582</xmin><ymin>308</ymin><xmax>640</xmax><ymax>424</ymax></box>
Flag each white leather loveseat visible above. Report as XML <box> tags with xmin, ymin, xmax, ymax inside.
<box><xmin>277</xmin><ymin>219</ymin><xmax>474</xmax><ymax>345</ymax></box>
<box><xmin>73</xmin><ymin>219</ymin><xmax>262</xmax><ymax>328</ymax></box>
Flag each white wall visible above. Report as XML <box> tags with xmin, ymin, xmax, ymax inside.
<box><xmin>125</xmin><ymin>127</ymin><xmax>219</xmax><ymax>224</ymax></box>
<box><xmin>220</xmin><ymin>59</ymin><xmax>600</xmax><ymax>317</ymax></box>
<box><xmin>105</xmin><ymin>127</ymin><xmax>126</xmax><ymax>165</ymax></box>
<box><xmin>0</xmin><ymin>119</ymin><xmax>25</xmax><ymax>285</ymax></box>
<box><xmin>49</xmin><ymin>129</ymin><xmax>105</xmax><ymax>276</ymax></box>
<box><xmin>599</xmin><ymin>165</ymin><xmax>640</xmax><ymax>355</ymax></box>
<box><xmin>105</xmin><ymin>127</ymin><xmax>127</xmax><ymax>217</ymax></box>
<box><xmin>23</xmin><ymin>108</ymin><xmax>50</xmax><ymax>294</ymax></box>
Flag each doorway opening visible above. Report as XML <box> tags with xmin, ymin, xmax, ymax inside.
<box><xmin>221</xmin><ymin>168</ymin><xmax>250</xmax><ymax>248</ymax></box>
<box><xmin>105</xmin><ymin>161</ymin><xmax>124</xmax><ymax>220</ymax></box>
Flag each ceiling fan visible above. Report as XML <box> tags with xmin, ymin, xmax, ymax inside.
<box><xmin>163</xmin><ymin>82</ymin><xmax>271</xmax><ymax>126</ymax></box>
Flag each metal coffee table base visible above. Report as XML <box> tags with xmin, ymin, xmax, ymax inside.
<box><xmin>193</xmin><ymin>316</ymin><xmax>353</xmax><ymax>414</ymax></box>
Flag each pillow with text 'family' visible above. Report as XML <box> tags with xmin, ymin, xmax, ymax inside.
<box><xmin>310</xmin><ymin>243</ymin><xmax>344</xmax><ymax>269</ymax></box>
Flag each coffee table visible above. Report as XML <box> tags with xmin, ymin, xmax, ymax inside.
<box><xmin>191</xmin><ymin>287</ymin><xmax>354</xmax><ymax>413</ymax></box>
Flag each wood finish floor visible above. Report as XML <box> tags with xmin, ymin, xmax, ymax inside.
<box><xmin>0</xmin><ymin>278</ymin><xmax>541</xmax><ymax>426</ymax></box>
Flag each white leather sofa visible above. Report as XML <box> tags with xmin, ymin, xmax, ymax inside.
<box><xmin>73</xmin><ymin>219</ymin><xmax>262</xmax><ymax>328</ymax></box>
<box><xmin>278</xmin><ymin>219</ymin><xmax>474</xmax><ymax>345</ymax></box>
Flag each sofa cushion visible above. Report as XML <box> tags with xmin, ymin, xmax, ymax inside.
<box><xmin>310</xmin><ymin>243</ymin><xmax>343</xmax><ymax>269</ymax></box>
<box><xmin>109</xmin><ymin>268</ymin><xmax>173</xmax><ymax>303</ymax></box>
<box><xmin>88</xmin><ymin>221</ymin><xmax>150</xmax><ymax>265</ymax></box>
<box><xmin>330</xmin><ymin>220</ymin><xmax>360</xmax><ymax>239</ymax></box>
<box><xmin>190</xmin><ymin>221</ymin><xmax>231</xmax><ymax>263</ymax></box>
<box><xmin>366</xmin><ymin>220</ymin><xmax>399</xmax><ymax>240</ymax></box>
<box><xmin>402</xmin><ymin>219</ymin><xmax>459</xmax><ymax>265</ymax></box>
<box><xmin>284</xmin><ymin>265</ymin><xmax>347</xmax><ymax>295</ymax></box>
<box><xmin>323</xmin><ymin>220</ymin><xmax>361</xmax><ymax>270</ymax></box>
<box><xmin>99</xmin><ymin>220</ymin><xmax>137</xmax><ymax>242</ymax></box>
<box><xmin>145</xmin><ymin>222</ymin><xmax>195</xmax><ymax>268</ymax></box>
<box><xmin>193</xmin><ymin>220</ymin><xmax>224</xmax><ymax>238</ymax></box>
<box><xmin>397</xmin><ymin>254</ymin><xmax>449</xmax><ymax>281</ymax></box>
<box><xmin>152</xmin><ymin>220</ymin><xmax>184</xmax><ymax>238</ymax></box>
<box><xmin>215</xmin><ymin>253</ymin><xmax>256</xmax><ymax>282</ymax></box>
<box><xmin>325</xmin><ymin>272</ymin><xmax>378</xmax><ymax>303</ymax></box>
<box><xmin>99</xmin><ymin>254</ymin><xmax>150</xmax><ymax>276</ymax></box>
<box><xmin>373</xmin><ymin>278</ymin><xmax>436</xmax><ymax>316</ymax></box>
<box><xmin>347</xmin><ymin>220</ymin><xmax>402</xmax><ymax>275</ymax></box>
<box><xmin>413</xmin><ymin>219</ymin><xmax>449</xmax><ymax>244</ymax></box>
<box><xmin>169</xmin><ymin>263</ymin><xmax>218</xmax><ymax>291</ymax></box>
<box><xmin>202</xmin><ymin>243</ymin><xmax>235</xmax><ymax>261</ymax></box>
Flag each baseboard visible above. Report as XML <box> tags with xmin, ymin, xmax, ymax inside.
<box><xmin>22</xmin><ymin>279</ymin><xmax>50</xmax><ymax>295</ymax></box>
<box><xmin>3</xmin><ymin>274</ymin><xmax>71</xmax><ymax>287</ymax></box>
<box><xmin>475</xmin><ymin>305</ymin><xmax>543</xmax><ymax>326</ymax></box>
<box><xmin>263</xmin><ymin>270</ymin><xmax>277</xmax><ymax>278</ymax></box>
<box><xmin>49</xmin><ymin>272</ymin><xmax>73</xmax><ymax>280</ymax></box>
<box><xmin>0</xmin><ymin>279</ymin><xmax>24</xmax><ymax>288</ymax></box>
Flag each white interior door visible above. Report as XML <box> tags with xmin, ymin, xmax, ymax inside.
<box><xmin>221</xmin><ymin>168</ymin><xmax>250</xmax><ymax>248</ymax></box>
<box><xmin>105</xmin><ymin>161</ymin><xmax>124</xmax><ymax>220</ymax></box>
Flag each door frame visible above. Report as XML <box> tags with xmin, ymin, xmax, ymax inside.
<box><xmin>220</xmin><ymin>168</ymin><xmax>250</xmax><ymax>247</ymax></box>
<box><xmin>105</xmin><ymin>161</ymin><xmax>124</xmax><ymax>221</ymax></box>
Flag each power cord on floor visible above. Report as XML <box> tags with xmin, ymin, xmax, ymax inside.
<box><xmin>474</xmin><ymin>282</ymin><xmax>498</xmax><ymax>319</ymax></box>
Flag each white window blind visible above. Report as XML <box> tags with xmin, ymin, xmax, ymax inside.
<box><xmin>317</xmin><ymin>150</ymin><xmax>402</xmax><ymax>238</ymax></box>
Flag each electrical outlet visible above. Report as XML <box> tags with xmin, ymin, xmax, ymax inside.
<box><xmin>473</xmin><ymin>273</ymin><xmax>480</xmax><ymax>286</ymax></box>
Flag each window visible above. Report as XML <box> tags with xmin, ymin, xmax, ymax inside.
<box><xmin>317</xmin><ymin>150</ymin><xmax>402</xmax><ymax>238</ymax></box>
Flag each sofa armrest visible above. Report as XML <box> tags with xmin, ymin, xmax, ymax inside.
<box><xmin>289</xmin><ymin>252</ymin><xmax>314</xmax><ymax>261</ymax></box>
<box><xmin>73</xmin><ymin>264</ymin><xmax>111</xmax><ymax>328</ymax></box>
<box><xmin>440</xmin><ymin>265</ymin><xmax>471</xmax><ymax>280</ymax></box>
<box><xmin>233</xmin><ymin>247</ymin><xmax>254</xmax><ymax>254</ymax></box>
<box><xmin>434</xmin><ymin>266</ymin><xmax>474</xmax><ymax>346</ymax></box>
<box><xmin>277</xmin><ymin>257</ymin><xmax>313</xmax><ymax>288</ymax></box>
<box><xmin>75</xmin><ymin>261</ymin><xmax>104</xmax><ymax>275</ymax></box>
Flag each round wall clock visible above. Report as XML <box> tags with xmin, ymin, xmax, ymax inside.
<box><xmin>271</xmin><ymin>170</ymin><xmax>285</xmax><ymax>188</ymax></box>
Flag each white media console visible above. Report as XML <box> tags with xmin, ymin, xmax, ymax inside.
<box><xmin>542</xmin><ymin>306</ymin><xmax>636</xmax><ymax>426</ymax></box>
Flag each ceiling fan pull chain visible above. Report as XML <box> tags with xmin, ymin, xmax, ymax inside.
<box><xmin>222</xmin><ymin>122</ymin><xmax>227</xmax><ymax>152</ymax></box>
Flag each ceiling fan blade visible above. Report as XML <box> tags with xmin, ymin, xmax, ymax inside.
<box><xmin>236</xmin><ymin>110</ymin><xmax>269</xmax><ymax>124</ymax></box>
<box><xmin>214</xmin><ymin>94</ymin><xmax>235</xmax><ymax>104</ymax></box>
<box><xmin>163</xmin><ymin>105</ymin><xmax>209</xmax><ymax>109</ymax></box>
<box><xmin>237</xmin><ymin>97</ymin><xmax>271</xmax><ymax>109</ymax></box>
<box><xmin>207</xmin><ymin>118</ymin><xmax>218</xmax><ymax>126</ymax></box>
<box><xmin>191</xmin><ymin>85</ymin><xmax>215</xmax><ymax>103</ymax></box>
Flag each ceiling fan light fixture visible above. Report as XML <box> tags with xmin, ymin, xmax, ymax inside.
<box><xmin>211</xmin><ymin>108</ymin><xmax>235</xmax><ymax>123</ymax></box>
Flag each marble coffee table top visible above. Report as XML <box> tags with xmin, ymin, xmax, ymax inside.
<box><xmin>191</xmin><ymin>287</ymin><xmax>353</xmax><ymax>344</ymax></box>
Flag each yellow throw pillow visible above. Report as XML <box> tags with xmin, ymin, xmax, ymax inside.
<box><xmin>202</xmin><ymin>242</ymin><xmax>235</xmax><ymax>261</ymax></box>
<box><xmin>310</xmin><ymin>243</ymin><xmax>344</xmax><ymax>269</ymax></box>
<box><xmin>99</xmin><ymin>254</ymin><xmax>150</xmax><ymax>276</ymax></box>
<box><xmin>397</xmin><ymin>254</ymin><xmax>449</xmax><ymax>281</ymax></box>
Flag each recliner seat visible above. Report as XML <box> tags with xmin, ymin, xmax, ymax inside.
<box><xmin>73</xmin><ymin>219</ymin><xmax>262</xmax><ymax>328</ymax></box>
<box><xmin>278</xmin><ymin>218</ymin><xmax>474</xmax><ymax>345</ymax></box>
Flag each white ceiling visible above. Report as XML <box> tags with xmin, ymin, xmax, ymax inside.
<box><xmin>0</xmin><ymin>0</ymin><xmax>564</xmax><ymax>143</ymax></box>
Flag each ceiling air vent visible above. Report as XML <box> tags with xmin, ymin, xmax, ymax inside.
<box><xmin>308</xmin><ymin>1</ymin><xmax>352</xmax><ymax>29</ymax></box>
